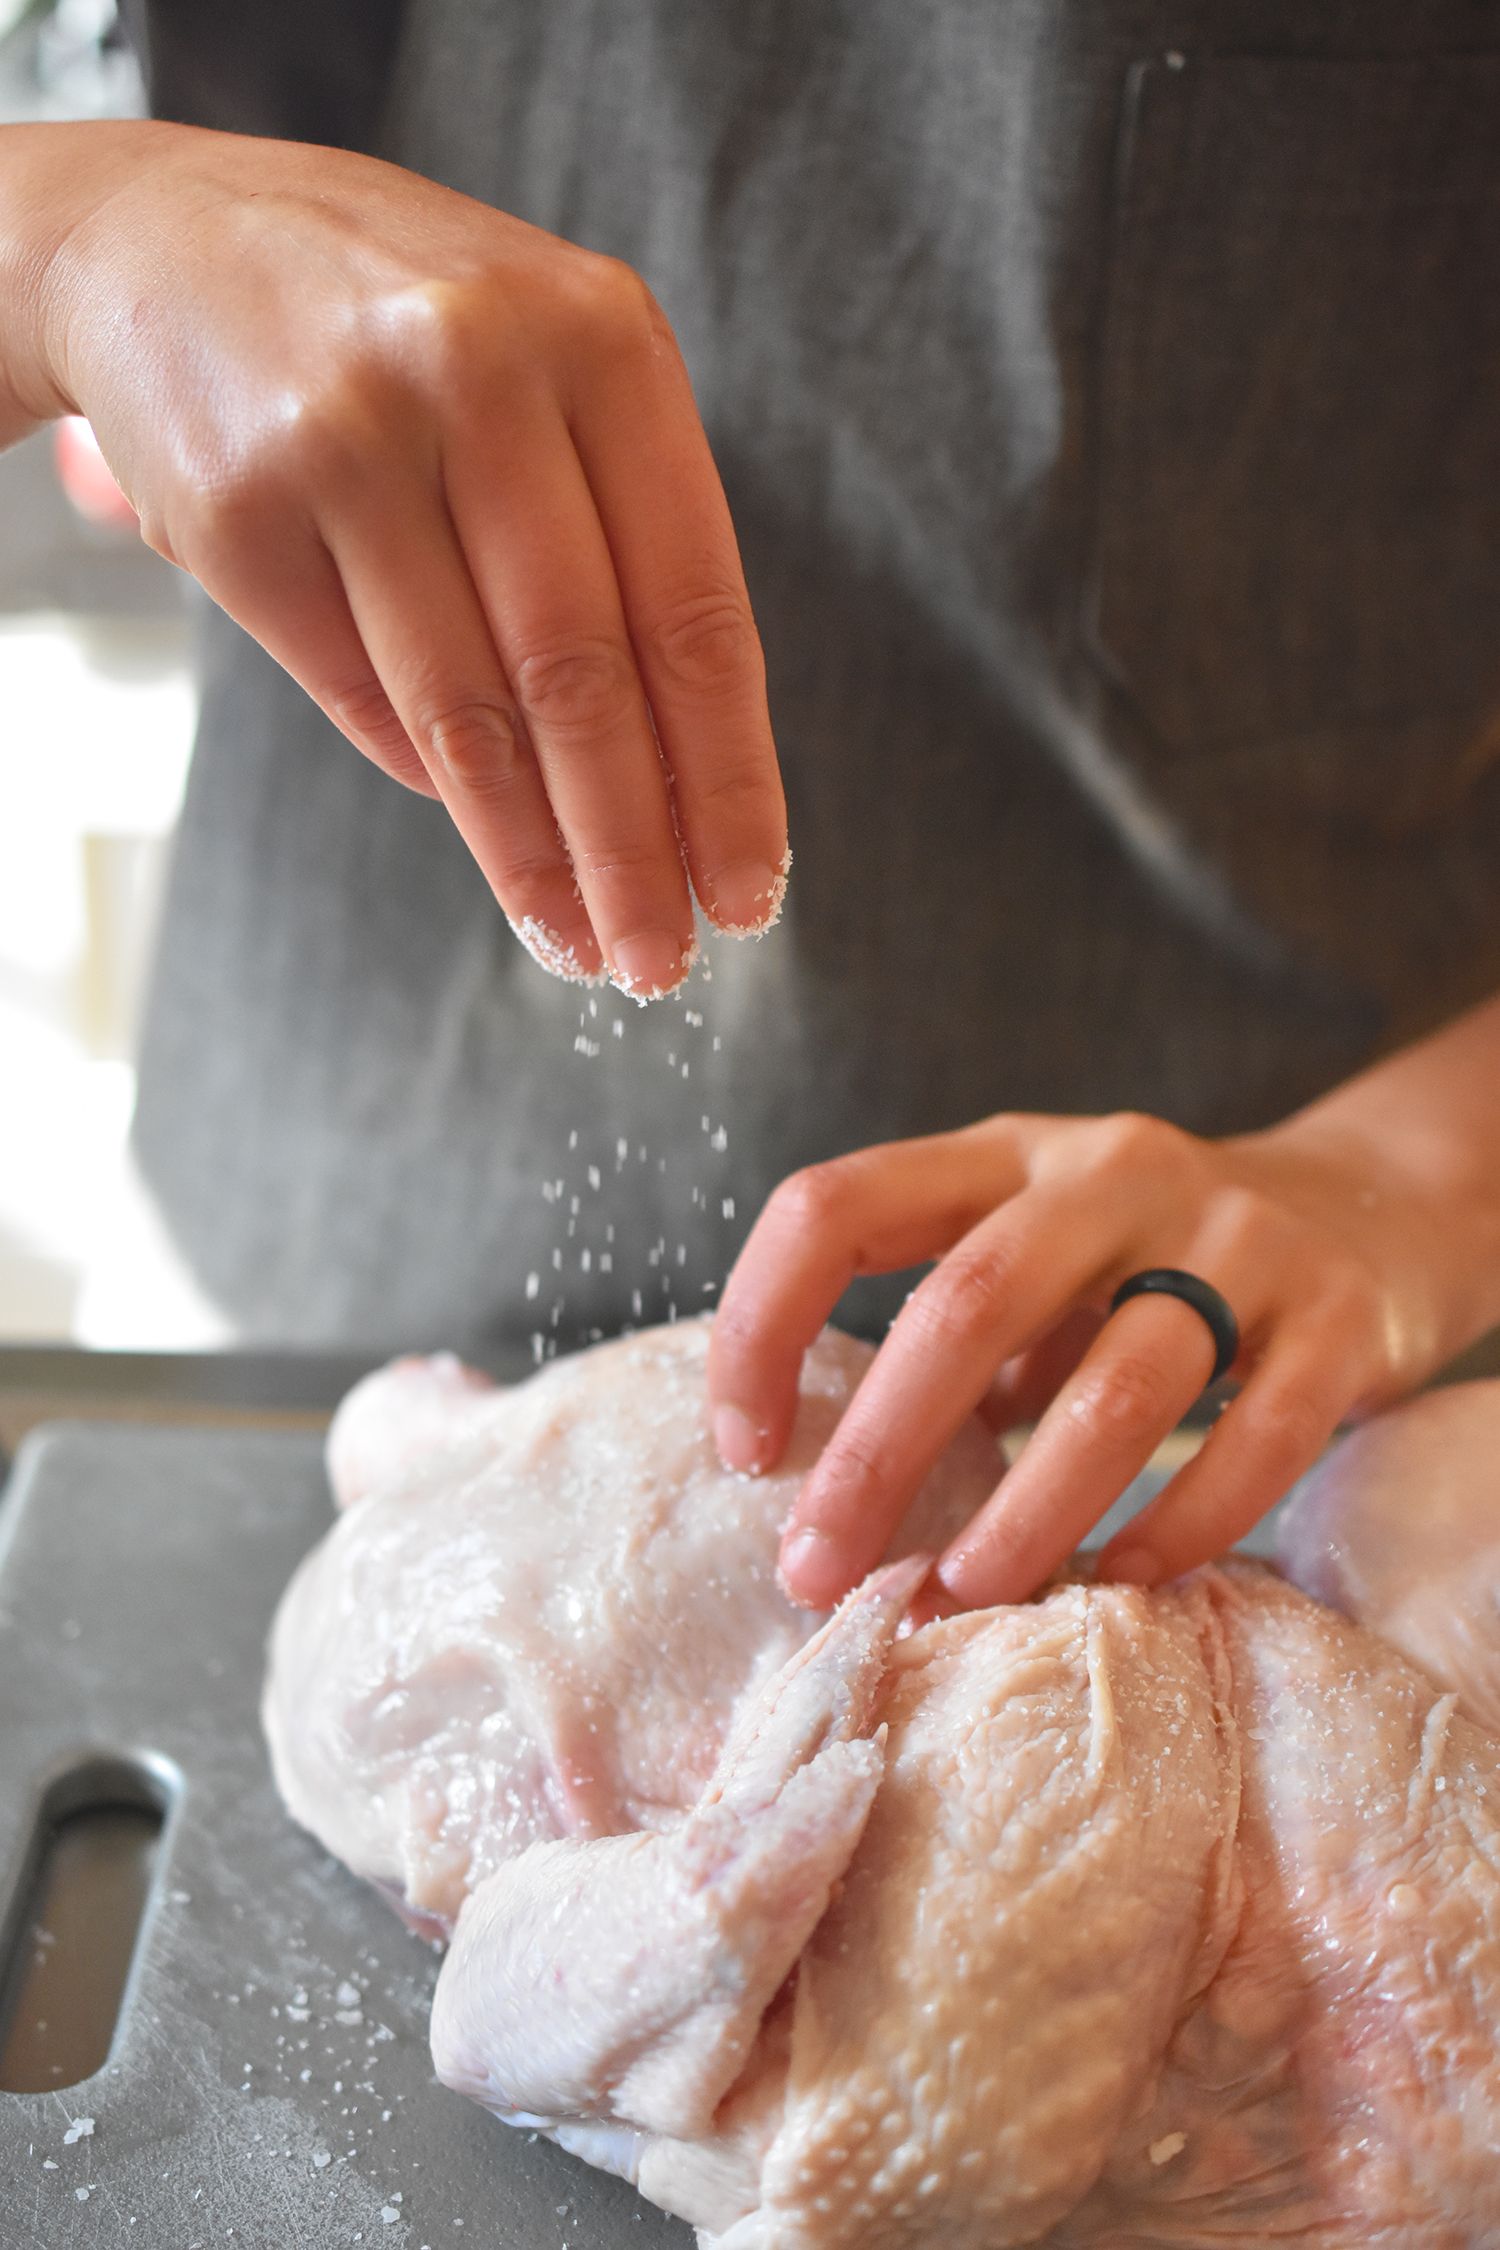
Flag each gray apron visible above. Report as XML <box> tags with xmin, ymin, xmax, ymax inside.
<box><xmin>130</xmin><ymin>1</ymin><xmax>1500</xmax><ymax>1352</ymax></box>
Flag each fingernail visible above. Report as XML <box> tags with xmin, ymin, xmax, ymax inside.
<box><xmin>610</xmin><ymin>929</ymin><xmax>694</xmax><ymax>999</ymax></box>
<box><xmin>779</xmin><ymin>1528</ymin><xmax>847</xmax><ymax>1609</ymax></box>
<box><xmin>934</xmin><ymin>1547</ymin><xmax>984</xmax><ymax>1605</ymax></box>
<box><xmin>1097</xmin><ymin>1545</ymin><xmax>1163</xmax><ymax>1588</ymax></box>
<box><xmin>713</xmin><ymin>1404</ymin><xmax>766</xmax><ymax>1473</ymax></box>
<box><xmin>709</xmin><ymin>858</ymin><xmax>786</xmax><ymax>935</ymax></box>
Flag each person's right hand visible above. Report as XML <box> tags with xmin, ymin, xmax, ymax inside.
<box><xmin>1</xmin><ymin>121</ymin><xmax>786</xmax><ymax>995</ymax></box>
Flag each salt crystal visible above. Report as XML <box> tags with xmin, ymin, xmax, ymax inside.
<box><xmin>63</xmin><ymin>2117</ymin><xmax>94</xmax><ymax>2144</ymax></box>
<box><xmin>1149</xmin><ymin>2132</ymin><xmax>1187</xmax><ymax>2166</ymax></box>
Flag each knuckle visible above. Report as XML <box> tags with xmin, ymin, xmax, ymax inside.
<box><xmin>1201</xmin><ymin>1184</ymin><xmax>1280</xmax><ymax>1265</ymax></box>
<box><xmin>646</xmin><ymin>590</ymin><xmax>762</xmax><ymax>698</ymax></box>
<box><xmin>174</xmin><ymin>465</ymin><xmax>275</xmax><ymax>566</ymax></box>
<box><xmin>696</xmin><ymin>754</ymin><xmax>780</xmax><ymax>821</ymax></box>
<box><xmin>705</xmin><ymin>1297</ymin><xmax>759</xmax><ymax>1365</ymax></box>
<box><xmin>363</xmin><ymin>280</ymin><xmax>494</xmax><ymax>405</ymax></box>
<box><xmin>1090</xmin><ymin>1110</ymin><xmax>1191</xmax><ymax>1178</ymax></box>
<box><xmin>1311</xmin><ymin>1264</ymin><xmax>1388</xmax><ymax>1360</ymax></box>
<box><xmin>329</xmin><ymin>676</ymin><xmax>410</xmax><ymax>760</ymax></box>
<box><xmin>135</xmin><ymin>505</ymin><xmax>180</xmax><ymax>568</ymax></box>
<box><xmin>553</xmin><ymin>250</ymin><xmax>664</xmax><ymax>354</ymax></box>
<box><xmin>594</xmin><ymin>254</ymin><xmax>666</xmax><ymax>340</ymax></box>
<box><xmin>420</xmin><ymin>698</ymin><xmax>526</xmax><ymax>798</ymax></box>
<box><xmin>770</xmin><ymin>1164</ymin><xmax>851</xmax><ymax>1239</ymax></box>
<box><xmin>512</xmin><ymin>639</ymin><xmax>636</xmax><ymax>737</ymax></box>
<box><xmin>1245</xmin><ymin>1384</ymin><xmax>1333</xmax><ymax>1479</ymax></box>
<box><xmin>571</xmin><ymin>837</ymin><xmax>660</xmax><ymax>885</ymax></box>
<box><xmin>905</xmin><ymin>1253</ymin><xmax>1013</xmax><ymax>1352</ymax></box>
<box><xmin>1072</xmin><ymin>1353</ymin><xmax>1177</xmax><ymax>1442</ymax></box>
<box><xmin>823</xmin><ymin>1428</ymin><xmax>888</xmax><ymax>1508</ymax></box>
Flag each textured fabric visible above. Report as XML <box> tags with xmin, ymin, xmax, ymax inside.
<box><xmin>131</xmin><ymin>1</ymin><xmax>1500</xmax><ymax>1352</ymax></box>
<box><xmin>118</xmin><ymin>0</ymin><xmax>403</xmax><ymax>148</ymax></box>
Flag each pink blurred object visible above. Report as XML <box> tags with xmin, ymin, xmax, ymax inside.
<box><xmin>53</xmin><ymin>416</ymin><xmax>138</xmax><ymax>530</ymax></box>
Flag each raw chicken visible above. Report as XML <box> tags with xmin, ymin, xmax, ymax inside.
<box><xmin>264</xmin><ymin>1322</ymin><xmax>1500</xmax><ymax>2247</ymax></box>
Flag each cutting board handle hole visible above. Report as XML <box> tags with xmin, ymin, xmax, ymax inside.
<box><xmin>0</xmin><ymin>1755</ymin><xmax>174</xmax><ymax>2094</ymax></box>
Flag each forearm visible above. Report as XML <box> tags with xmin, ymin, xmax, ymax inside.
<box><xmin>0</xmin><ymin>119</ymin><xmax>171</xmax><ymax>447</ymax></box>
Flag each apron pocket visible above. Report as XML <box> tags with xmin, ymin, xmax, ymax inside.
<box><xmin>1086</xmin><ymin>51</ymin><xmax>1500</xmax><ymax>839</ymax></box>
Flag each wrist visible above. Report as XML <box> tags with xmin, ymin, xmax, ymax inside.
<box><xmin>1234</xmin><ymin>1101</ymin><xmax>1500</xmax><ymax>1365</ymax></box>
<box><xmin>0</xmin><ymin>119</ymin><xmax>178</xmax><ymax>444</ymax></box>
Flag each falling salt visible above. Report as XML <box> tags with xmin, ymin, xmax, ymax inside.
<box><xmin>525</xmin><ymin>1273</ymin><xmax>540</xmax><ymax>1300</ymax></box>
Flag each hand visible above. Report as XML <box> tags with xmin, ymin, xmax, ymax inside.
<box><xmin>708</xmin><ymin>1095</ymin><xmax>1500</xmax><ymax>1611</ymax></box>
<box><xmin>4</xmin><ymin>122</ymin><xmax>786</xmax><ymax>995</ymax></box>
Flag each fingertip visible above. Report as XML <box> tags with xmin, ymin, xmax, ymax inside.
<box><xmin>933</xmin><ymin>1522</ymin><xmax>1036</xmax><ymax>1612</ymax></box>
<box><xmin>704</xmin><ymin>849</ymin><xmax>790</xmax><ymax>938</ymax></box>
<box><xmin>778</xmin><ymin>1527</ymin><xmax>853</xmax><ymax>1611</ymax></box>
<box><xmin>899</xmin><ymin>1570</ymin><xmax>962</xmax><ymax>1636</ymax></box>
<box><xmin>508</xmin><ymin>913</ymin><xmax>607</xmax><ymax>984</ymax></box>
<box><xmin>608</xmin><ymin>926</ymin><xmax>698</xmax><ymax>1001</ymax></box>
<box><xmin>712</xmin><ymin>1402</ymin><xmax>772</xmax><ymax>1475</ymax></box>
<box><xmin>1094</xmin><ymin>1542</ymin><xmax>1164</xmax><ymax>1589</ymax></box>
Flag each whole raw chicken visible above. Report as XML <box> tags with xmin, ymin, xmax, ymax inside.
<box><xmin>263</xmin><ymin>1320</ymin><xmax>1500</xmax><ymax>2247</ymax></box>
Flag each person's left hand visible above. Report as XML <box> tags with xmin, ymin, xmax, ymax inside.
<box><xmin>706</xmin><ymin>1106</ymin><xmax>1489</xmax><ymax>1611</ymax></box>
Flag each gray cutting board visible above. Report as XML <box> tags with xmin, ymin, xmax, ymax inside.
<box><xmin>0</xmin><ymin>1424</ymin><xmax>692</xmax><ymax>2250</ymax></box>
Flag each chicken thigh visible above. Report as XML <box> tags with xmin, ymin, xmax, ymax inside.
<box><xmin>264</xmin><ymin>1325</ymin><xmax>1500</xmax><ymax>2247</ymax></box>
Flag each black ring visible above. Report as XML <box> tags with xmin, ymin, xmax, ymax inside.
<box><xmin>1109</xmin><ymin>1268</ymin><xmax>1239</xmax><ymax>1386</ymax></box>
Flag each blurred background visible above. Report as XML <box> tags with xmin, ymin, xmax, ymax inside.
<box><xmin>1</xmin><ymin>0</ymin><xmax>229</xmax><ymax>1348</ymax></box>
